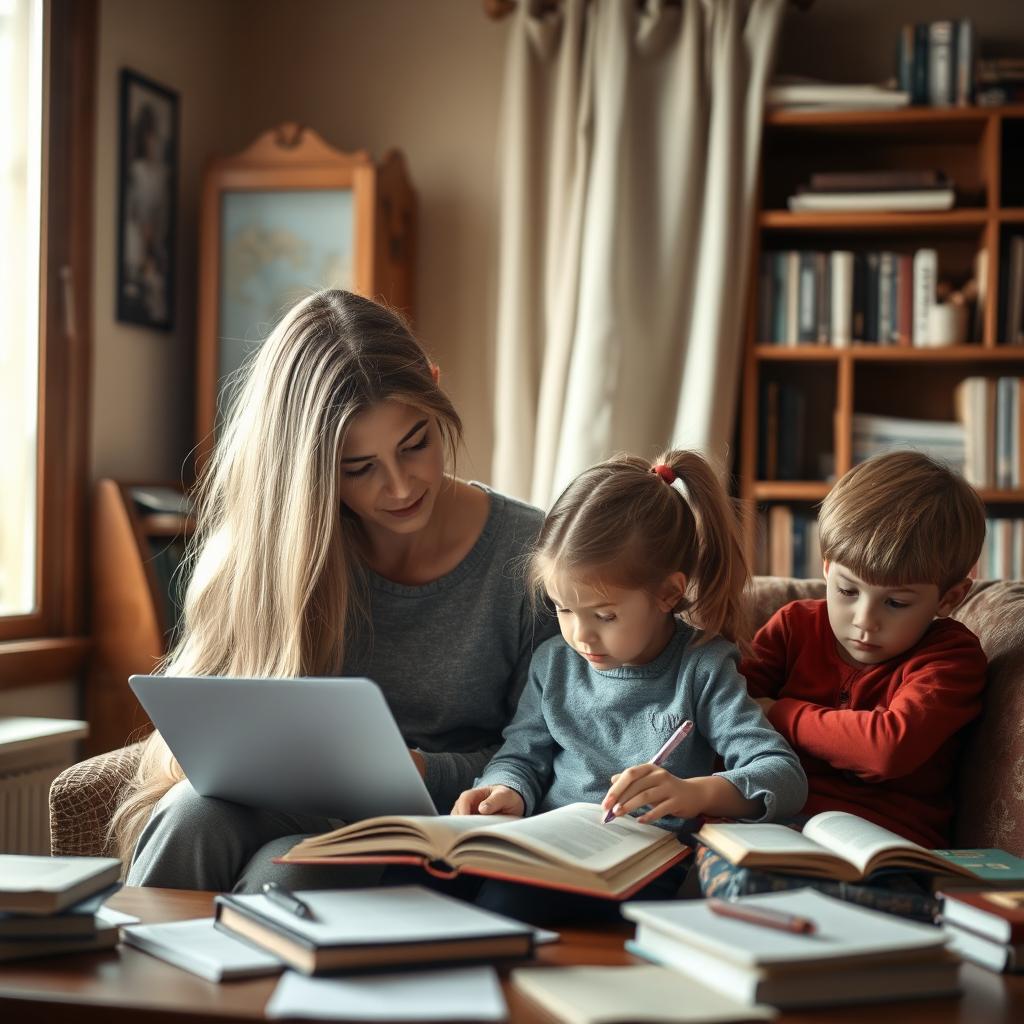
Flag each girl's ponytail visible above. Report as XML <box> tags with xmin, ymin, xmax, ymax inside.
<box><xmin>658</xmin><ymin>449</ymin><xmax>752</xmax><ymax>649</ymax></box>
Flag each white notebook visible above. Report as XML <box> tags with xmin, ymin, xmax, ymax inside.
<box><xmin>623</xmin><ymin>889</ymin><xmax>947</xmax><ymax>969</ymax></box>
<box><xmin>121</xmin><ymin>918</ymin><xmax>284</xmax><ymax>982</ymax></box>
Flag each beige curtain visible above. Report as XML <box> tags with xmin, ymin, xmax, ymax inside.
<box><xmin>492</xmin><ymin>0</ymin><xmax>785</xmax><ymax>506</ymax></box>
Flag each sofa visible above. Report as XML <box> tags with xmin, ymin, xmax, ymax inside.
<box><xmin>50</xmin><ymin>577</ymin><xmax>1024</xmax><ymax>860</ymax></box>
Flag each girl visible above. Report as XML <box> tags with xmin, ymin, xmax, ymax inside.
<box><xmin>453</xmin><ymin>450</ymin><xmax>807</xmax><ymax>924</ymax></box>
<box><xmin>112</xmin><ymin>289</ymin><xmax>557</xmax><ymax>891</ymax></box>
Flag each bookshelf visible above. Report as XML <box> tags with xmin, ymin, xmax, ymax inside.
<box><xmin>85</xmin><ymin>481</ymin><xmax>194</xmax><ymax>756</ymax></box>
<box><xmin>739</xmin><ymin>104</ymin><xmax>1024</xmax><ymax>579</ymax></box>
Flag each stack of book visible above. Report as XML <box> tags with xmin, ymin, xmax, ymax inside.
<box><xmin>758</xmin><ymin>247</ymin><xmax>964</xmax><ymax>347</ymax></box>
<box><xmin>896</xmin><ymin>20</ymin><xmax>975</xmax><ymax>106</ymax></box>
<box><xmin>623</xmin><ymin>889</ymin><xmax>958</xmax><ymax>1009</ymax></box>
<box><xmin>955</xmin><ymin>377</ymin><xmax>1021</xmax><ymax>488</ymax></box>
<box><xmin>976</xmin><ymin>57</ymin><xmax>1024</xmax><ymax>106</ymax></box>
<box><xmin>981</xmin><ymin>519</ymin><xmax>1024</xmax><ymax>580</ymax></box>
<box><xmin>766</xmin><ymin>78</ymin><xmax>908</xmax><ymax>112</ymax></box>
<box><xmin>941</xmin><ymin>890</ymin><xmax>1024</xmax><ymax>973</ymax></box>
<box><xmin>787</xmin><ymin>171</ymin><xmax>955</xmax><ymax>214</ymax></box>
<box><xmin>0</xmin><ymin>855</ymin><xmax>122</xmax><ymax>963</ymax></box>
<box><xmin>852</xmin><ymin>413</ymin><xmax>965</xmax><ymax>474</ymax></box>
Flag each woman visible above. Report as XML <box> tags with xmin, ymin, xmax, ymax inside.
<box><xmin>112</xmin><ymin>289</ymin><xmax>554</xmax><ymax>891</ymax></box>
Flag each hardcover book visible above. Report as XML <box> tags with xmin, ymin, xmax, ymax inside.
<box><xmin>277</xmin><ymin>802</ymin><xmax>689</xmax><ymax>899</ymax></box>
<box><xmin>214</xmin><ymin>885</ymin><xmax>534</xmax><ymax>976</ymax></box>
<box><xmin>696</xmin><ymin>811</ymin><xmax>982</xmax><ymax>884</ymax></box>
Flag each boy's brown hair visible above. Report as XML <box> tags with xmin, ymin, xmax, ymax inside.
<box><xmin>817</xmin><ymin>450</ymin><xmax>985</xmax><ymax>592</ymax></box>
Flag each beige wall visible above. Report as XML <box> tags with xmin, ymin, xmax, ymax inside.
<box><xmin>90</xmin><ymin>0</ymin><xmax>250</xmax><ymax>483</ymax></box>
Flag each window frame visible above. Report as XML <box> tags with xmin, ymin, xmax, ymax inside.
<box><xmin>0</xmin><ymin>0</ymin><xmax>95</xmax><ymax>685</ymax></box>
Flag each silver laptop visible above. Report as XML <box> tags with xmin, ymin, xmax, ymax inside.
<box><xmin>128</xmin><ymin>675</ymin><xmax>438</xmax><ymax>821</ymax></box>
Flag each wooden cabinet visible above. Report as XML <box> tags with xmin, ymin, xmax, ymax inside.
<box><xmin>85</xmin><ymin>481</ymin><xmax>193</xmax><ymax>756</ymax></box>
<box><xmin>739</xmin><ymin>105</ymin><xmax>1024</xmax><ymax>577</ymax></box>
<box><xmin>195</xmin><ymin>123</ymin><xmax>416</xmax><ymax>466</ymax></box>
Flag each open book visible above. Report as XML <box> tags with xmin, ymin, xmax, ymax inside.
<box><xmin>696</xmin><ymin>811</ymin><xmax>982</xmax><ymax>883</ymax></box>
<box><xmin>279</xmin><ymin>802</ymin><xmax>689</xmax><ymax>899</ymax></box>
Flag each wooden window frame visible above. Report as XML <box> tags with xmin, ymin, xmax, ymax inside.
<box><xmin>0</xmin><ymin>0</ymin><xmax>95</xmax><ymax>686</ymax></box>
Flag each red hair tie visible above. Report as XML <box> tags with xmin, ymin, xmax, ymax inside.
<box><xmin>651</xmin><ymin>463</ymin><xmax>691</xmax><ymax>504</ymax></box>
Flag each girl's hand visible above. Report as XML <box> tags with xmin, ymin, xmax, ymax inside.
<box><xmin>409</xmin><ymin>749</ymin><xmax>427</xmax><ymax>777</ymax></box>
<box><xmin>755</xmin><ymin>697</ymin><xmax>776</xmax><ymax>713</ymax></box>
<box><xmin>601</xmin><ymin>765</ymin><xmax>710</xmax><ymax>824</ymax></box>
<box><xmin>451</xmin><ymin>785</ymin><xmax>525</xmax><ymax>817</ymax></box>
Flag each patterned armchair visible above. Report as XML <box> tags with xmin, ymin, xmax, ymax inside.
<box><xmin>50</xmin><ymin>578</ymin><xmax>1024</xmax><ymax>859</ymax></box>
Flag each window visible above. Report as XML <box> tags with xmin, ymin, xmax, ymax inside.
<box><xmin>0</xmin><ymin>0</ymin><xmax>44</xmax><ymax>620</ymax></box>
<box><xmin>0</xmin><ymin>0</ymin><xmax>93</xmax><ymax>680</ymax></box>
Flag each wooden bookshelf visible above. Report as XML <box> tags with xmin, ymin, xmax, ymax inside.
<box><xmin>739</xmin><ymin>104</ymin><xmax>1024</xmax><ymax>577</ymax></box>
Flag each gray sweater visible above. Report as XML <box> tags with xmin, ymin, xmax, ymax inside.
<box><xmin>477</xmin><ymin>621</ymin><xmax>808</xmax><ymax>830</ymax></box>
<box><xmin>342</xmin><ymin>485</ymin><xmax>558</xmax><ymax>813</ymax></box>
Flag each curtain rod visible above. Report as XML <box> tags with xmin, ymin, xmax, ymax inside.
<box><xmin>484</xmin><ymin>0</ymin><xmax>814</xmax><ymax>17</ymax></box>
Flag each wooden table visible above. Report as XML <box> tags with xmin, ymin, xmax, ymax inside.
<box><xmin>0</xmin><ymin>887</ymin><xmax>1021</xmax><ymax>1023</ymax></box>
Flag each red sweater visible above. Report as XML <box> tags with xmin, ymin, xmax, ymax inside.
<box><xmin>741</xmin><ymin>600</ymin><xmax>987</xmax><ymax>849</ymax></box>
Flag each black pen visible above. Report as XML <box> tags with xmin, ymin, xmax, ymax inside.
<box><xmin>262</xmin><ymin>881</ymin><xmax>315</xmax><ymax>920</ymax></box>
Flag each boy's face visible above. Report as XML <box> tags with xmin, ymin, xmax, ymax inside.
<box><xmin>823</xmin><ymin>562</ymin><xmax>967</xmax><ymax>667</ymax></box>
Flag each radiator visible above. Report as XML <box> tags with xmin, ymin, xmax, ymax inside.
<box><xmin>0</xmin><ymin>761</ymin><xmax>62</xmax><ymax>855</ymax></box>
<box><xmin>0</xmin><ymin>717</ymin><xmax>89</xmax><ymax>856</ymax></box>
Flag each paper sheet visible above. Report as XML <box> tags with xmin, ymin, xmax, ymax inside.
<box><xmin>265</xmin><ymin>966</ymin><xmax>507</xmax><ymax>1020</ymax></box>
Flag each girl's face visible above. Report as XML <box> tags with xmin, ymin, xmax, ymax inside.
<box><xmin>337</xmin><ymin>399</ymin><xmax>445</xmax><ymax>538</ymax></box>
<box><xmin>545</xmin><ymin>569</ymin><xmax>681</xmax><ymax>669</ymax></box>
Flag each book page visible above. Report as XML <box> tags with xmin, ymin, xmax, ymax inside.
<box><xmin>699</xmin><ymin>822</ymin><xmax>834</xmax><ymax>859</ymax></box>
<box><xmin>454</xmin><ymin>803</ymin><xmax>671</xmax><ymax>872</ymax></box>
<box><xmin>285</xmin><ymin>814</ymin><xmax>516</xmax><ymax>861</ymax></box>
<box><xmin>803</xmin><ymin>810</ymin><xmax>922</xmax><ymax>874</ymax></box>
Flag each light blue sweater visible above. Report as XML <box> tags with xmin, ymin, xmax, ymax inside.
<box><xmin>477</xmin><ymin>621</ymin><xmax>808</xmax><ymax>831</ymax></box>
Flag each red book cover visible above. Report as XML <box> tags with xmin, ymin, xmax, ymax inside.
<box><xmin>942</xmin><ymin>891</ymin><xmax>1024</xmax><ymax>944</ymax></box>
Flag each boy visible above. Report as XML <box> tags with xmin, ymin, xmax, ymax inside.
<box><xmin>742</xmin><ymin>450</ymin><xmax>988</xmax><ymax>849</ymax></box>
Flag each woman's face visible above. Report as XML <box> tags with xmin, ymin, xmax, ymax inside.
<box><xmin>337</xmin><ymin>400</ymin><xmax>445</xmax><ymax>538</ymax></box>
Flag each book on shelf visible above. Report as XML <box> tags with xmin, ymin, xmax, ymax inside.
<box><xmin>762</xmin><ymin>507</ymin><xmax>820</xmax><ymax>580</ymax></box>
<box><xmin>0</xmin><ymin>856</ymin><xmax>121</xmax><ymax>916</ymax></box>
<box><xmin>940</xmin><ymin>890</ymin><xmax>1024</xmax><ymax>946</ymax></box>
<box><xmin>807</xmin><ymin>170</ymin><xmax>949</xmax><ymax>193</ymax></box>
<box><xmin>766</xmin><ymin>78</ymin><xmax>909</xmax><ymax>110</ymax></box>
<box><xmin>852</xmin><ymin>412</ymin><xmax>965</xmax><ymax>474</ymax></box>
<box><xmin>695</xmin><ymin>810</ymin><xmax>987</xmax><ymax>884</ymax></box>
<box><xmin>1001</xmin><ymin>235</ymin><xmax>1024</xmax><ymax>346</ymax></box>
<box><xmin>787</xmin><ymin>189</ymin><xmax>954</xmax><ymax>213</ymax></box>
<box><xmin>213</xmin><ymin>885</ymin><xmax>534</xmax><ymax>976</ymax></box>
<box><xmin>980</xmin><ymin>518</ymin><xmax>1024</xmax><ymax>581</ymax></box>
<box><xmin>759</xmin><ymin>247</ymin><xmax>947</xmax><ymax>347</ymax></box>
<box><xmin>122</xmin><ymin>917</ymin><xmax>285</xmax><ymax>982</ymax></box>
<box><xmin>510</xmin><ymin>964</ymin><xmax>775</xmax><ymax>1024</ymax></box>
<box><xmin>623</xmin><ymin>889</ymin><xmax>957</xmax><ymax>1009</ymax></box>
<box><xmin>277</xmin><ymin>802</ymin><xmax>689</xmax><ymax>900</ymax></box>
<box><xmin>897</xmin><ymin>19</ymin><xmax>975</xmax><ymax>106</ymax></box>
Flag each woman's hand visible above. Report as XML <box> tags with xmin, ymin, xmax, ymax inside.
<box><xmin>409</xmin><ymin>749</ymin><xmax>427</xmax><ymax>777</ymax></box>
<box><xmin>451</xmin><ymin>785</ymin><xmax>525</xmax><ymax>817</ymax></box>
<box><xmin>601</xmin><ymin>765</ymin><xmax>711</xmax><ymax>824</ymax></box>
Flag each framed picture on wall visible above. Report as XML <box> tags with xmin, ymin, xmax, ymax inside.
<box><xmin>116</xmin><ymin>68</ymin><xmax>179</xmax><ymax>330</ymax></box>
<box><xmin>194</xmin><ymin>123</ymin><xmax>415</xmax><ymax>467</ymax></box>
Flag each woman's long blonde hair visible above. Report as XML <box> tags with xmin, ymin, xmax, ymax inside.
<box><xmin>109</xmin><ymin>289</ymin><xmax>461</xmax><ymax>863</ymax></box>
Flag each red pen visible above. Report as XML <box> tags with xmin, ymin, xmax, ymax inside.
<box><xmin>707</xmin><ymin>897</ymin><xmax>817</xmax><ymax>935</ymax></box>
<box><xmin>603</xmin><ymin>720</ymin><xmax>694</xmax><ymax>824</ymax></box>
